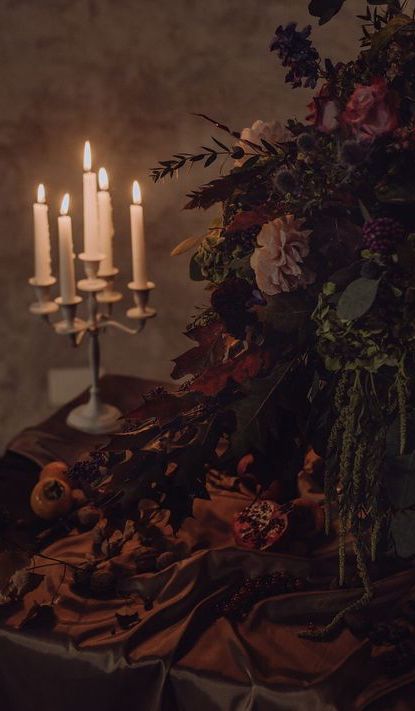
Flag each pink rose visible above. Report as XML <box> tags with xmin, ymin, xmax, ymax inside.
<box><xmin>307</xmin><ymin>84</ymin><xmax>339</xmax><ymax>133</ymax></box>
<box><xmin>341</xmin><ymin>78</ymin><xmax>398</xmax><ymax>142</ymax></box>
<box><xmin>250</xmin><ymin>215</ymin><xmax>314</xmax><ymax>296</ymax></box>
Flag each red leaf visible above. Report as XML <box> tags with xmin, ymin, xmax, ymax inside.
<box><xmin>171</xmin><ymin>321</ymin><xmax>226</xmax><ymax>380</ymax></box>
<box><xmin>190</xmin><ymin>347</ymin><xmax>270</xmax><ymax>396</ymax></box>
<box><xmin>226</xmin><ymin>208</ymin><xmax>270</xmax><ymax>234</ymax></box>
<box><xmin>127</xmin><ymin>391</ymin><xmax>201</xmax><ymax>426</ymax></box>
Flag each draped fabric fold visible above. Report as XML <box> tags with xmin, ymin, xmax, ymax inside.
<box><xmin>1</xmin><ymin>377</ymin><xmax>415</xmax><ymax>710</ymax></box>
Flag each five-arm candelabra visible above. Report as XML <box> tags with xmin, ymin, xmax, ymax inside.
<box><xmin>29</xmin><ymin>253</ymin><xmax>156</xmax><ymax>435</ymax></box>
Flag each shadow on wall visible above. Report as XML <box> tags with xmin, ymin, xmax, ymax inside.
<box><xmin>0</xmin><ymin>0</ymin><xmax>361</xmax><ymax>450</ymax></box>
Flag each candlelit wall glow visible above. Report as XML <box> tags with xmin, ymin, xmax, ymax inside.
<box><xmin>0</xmin><ymin>0</ymin><xmax>362</xmax><ymax>450</ymax></box>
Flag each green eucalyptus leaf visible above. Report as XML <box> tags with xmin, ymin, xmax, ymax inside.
<box><xmin>336</xmin><ymin>277</ymin><xmax>380</xmax><ymax>321</ymax></box>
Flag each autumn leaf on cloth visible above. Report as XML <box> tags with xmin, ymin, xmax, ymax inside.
<box><xmin>171</xmin><ymin>320</ymin><xmax>226</xmax><ymax>380</ymax></box>
<box><xmin>190</xmin><ymin>346</ymin><xmax>271</xmax><ymax>396</ymax></box>
<box><xmin>226</xmin><ymin>207</ymin><xmax>271</xmax><ymax>234</ymax></box>
<box><xmin>127</xmin><ymin>390</ymin><xmax>201</xmax><ymax>426</ymax></box>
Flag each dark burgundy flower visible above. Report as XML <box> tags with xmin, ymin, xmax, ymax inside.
<box><xmin>342</xmin><ymin>78</ymin><xmax>399</xmax><ymax>142</ymax></box>
<box><xmin>211</xmin><ymin>277</ymin><xmax>255</xmax><ymax>339</ymax></box>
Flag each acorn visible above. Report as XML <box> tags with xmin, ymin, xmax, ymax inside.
<box><xmin>30</xmin><ymin>477</ymin><xmax>73</xmax><ymax>520</ymax></box>
<box><xmin>39</xmin><ymin>461</ymin><xmax>69</xmax><ymax>484</ymax></box>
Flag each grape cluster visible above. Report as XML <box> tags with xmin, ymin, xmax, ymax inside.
<box><xmin>217</xmin><ymin>571</ymin><xmax>305</xmax><ymax>622</ymax></box>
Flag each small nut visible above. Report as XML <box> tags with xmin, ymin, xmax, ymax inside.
<box><xmin>76</xmin><ymin>505</ymin><xmax>101</xmax><ymax>530</ymax></box>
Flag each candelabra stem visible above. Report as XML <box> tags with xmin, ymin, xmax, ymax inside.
<box><xmin>66</xmin><ymin>291</ymin><xmax>122</xmax><ymax>434</ymax></box>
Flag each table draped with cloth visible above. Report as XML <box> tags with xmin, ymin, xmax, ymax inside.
<box><xmin>0</xmin><ymin>375</ymin><xmax>415</xmax><ymax>711</ymax></box>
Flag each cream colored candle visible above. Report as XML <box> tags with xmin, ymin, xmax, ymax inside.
<box><xmin>97</xmin><ymin>167</ymin><xmax>114</xmax><ymax>274</ymax></box>
<box><xmin>33</xmin><ymin>183</ymin><xmax>52</xmax><ymax>283</ymax></box>
<box><xmin>58</xmin><ymin>193</ymin><xmax>76</xmax><ymax>303</ymax></box>
<box><xmin>130</xmin><ymin>181</ymin><xmax>148</xmax><ymax>288</ymax></box>
<box><xmin>82</xmin><ymin>141</ymin><xmax>100</xmax><ymax>257</ymax></box>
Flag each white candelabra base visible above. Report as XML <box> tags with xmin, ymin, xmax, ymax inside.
<box><xmin>66</xmin><ymin>397</ymin><xmax>122</xmax><ymax>434</ymax></box>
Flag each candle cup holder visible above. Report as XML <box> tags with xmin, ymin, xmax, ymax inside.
<box><xmin>29</xmin><ymin>254</ymin><xmax>157</xmax><ymax>436</ymax></box>
<box><xmin>54</xmin><ymin>296</ymin><xmax>86</xmax><ymax>344</ymax></box>
<box><xmin>127</xmin><ymin>281</ymin><xmax>156</xmax><ymax>321</ymax></box>
<box><xmin>29</xmin><ymin>277</ymin><xmax>59</xmax><ymax>318</ymax></box>
<box><xmin>78</xmin><ymin>253</ymin><xmax>107</xmax><ymax>292</ymax></box>
<box><xmin>96</xmin><ymin>267</ymin><xmax>123</xmax><ymax>316</ymax></box>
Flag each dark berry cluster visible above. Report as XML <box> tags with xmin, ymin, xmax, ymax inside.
<box><xmin>270</xmin><ymin>23</ymin><xmax>320</xmax><ymax>89</ymax></box>
<box><xmin>362</xmin><ymin>217</ymin><xmax>406</xmax><ymax>255</ymax></box>
<box><xmin>68</xmin><ymin>451</ymin><xmax>111</xmax><ymax>487</ymax></box>
<box><xmin>378</xmin><ymin>640</ymin><xmax>415</xmax><ymax>677</ymax></box>
<box><xmin>217</xmin><ymin>571</ymin><xmax>305</xmax><ymax>622</ymax></box>
<box><xmin>368</xmin><ymin>622</ymin><xmax>411</xmax><ymax>646</ymax></box>
<box><xmin>344</xmin><ymin>605</ymin><xmax>415</xmax><ymax>678</ymax></box>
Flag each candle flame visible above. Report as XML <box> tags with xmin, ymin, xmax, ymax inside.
<box><xmin>98</xmin><ymin>167</ymin><xmax>109</xmax><ymax>190</ymax></box>
<box><xmin>132</xmin><ymin>180</ymin><xmax>142</xmax><ymax>205</ymax></box>
<box><xmin>83</xmin><ymin>141</ymin><xmax>92</xmax><ymax>171</ymax></box>
<box><xmin>60</xmin><ymin>193</ymin><xmax>70</xmax><ymax>216</ymax></box>
<box><xmin>37</xmin><ymin>183</ymin><xmax>46</xmax><ymax>204</ymax></box>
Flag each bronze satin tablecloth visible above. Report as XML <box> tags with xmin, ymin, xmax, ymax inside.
<box><xmin>1</xmin><ymin>376</ymin><xmax>415</xmax><ymax>711</ymax></box>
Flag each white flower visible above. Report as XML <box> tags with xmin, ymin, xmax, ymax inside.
<box><xmin>250</xmin><ymin>214</ymin><xmax>314</xmax><ymax>295</ymax></box>
<box><xmin>235</xmin><ymin>120</ymin><xmax>290</xmax><ymax>166</ymax></box>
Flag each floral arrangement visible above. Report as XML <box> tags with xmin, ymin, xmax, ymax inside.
<box><xmin>4</xmin><ymin>0</ymin><xmax>415</xmax><ymax>641</ymax></box>
<box><xmin>148</xmin><ymin>0</ymin><xmax>415</xmax><ymax>632</ymax></box>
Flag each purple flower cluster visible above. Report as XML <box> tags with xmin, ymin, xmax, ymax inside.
<box><xmin>270</xmin><ymin>23</ymin><xmax>320</xmax><ymax>89</ymax></box>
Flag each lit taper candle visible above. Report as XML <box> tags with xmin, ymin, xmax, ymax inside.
<box><xmin>82</xmin><ymin>141</ymin><xmax>100</xmax><ymax>257</ymax></box>
<box><xmin>97</xmin><ymin>167</ymin><xmax>114</xmax><ymax>274</ymax></box>
<box><xmin>33</xmin><ymin>183</ymin><xmax>52</xmax><ymax>283</ymax></box>
<box><xmin>130</xmin><ymin>181</ymin><xmax>148</xmax><ymax>288</ymax></box>
<box><xmin>58</xmin><ymin>194</ymin><xmax>77</xmax><ymax>304</ymax></box>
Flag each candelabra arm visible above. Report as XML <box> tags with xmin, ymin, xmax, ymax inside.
<box><xmin>96</xmin><ymin>318</ymin><xmax>146</xmax><ymax>336</ymax></box>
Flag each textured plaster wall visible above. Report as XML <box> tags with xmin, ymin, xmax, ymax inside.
<box><xmin>0</xmin><ymin>0</ymin><xmax>362</xmax><ymax>450</ymax></box>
